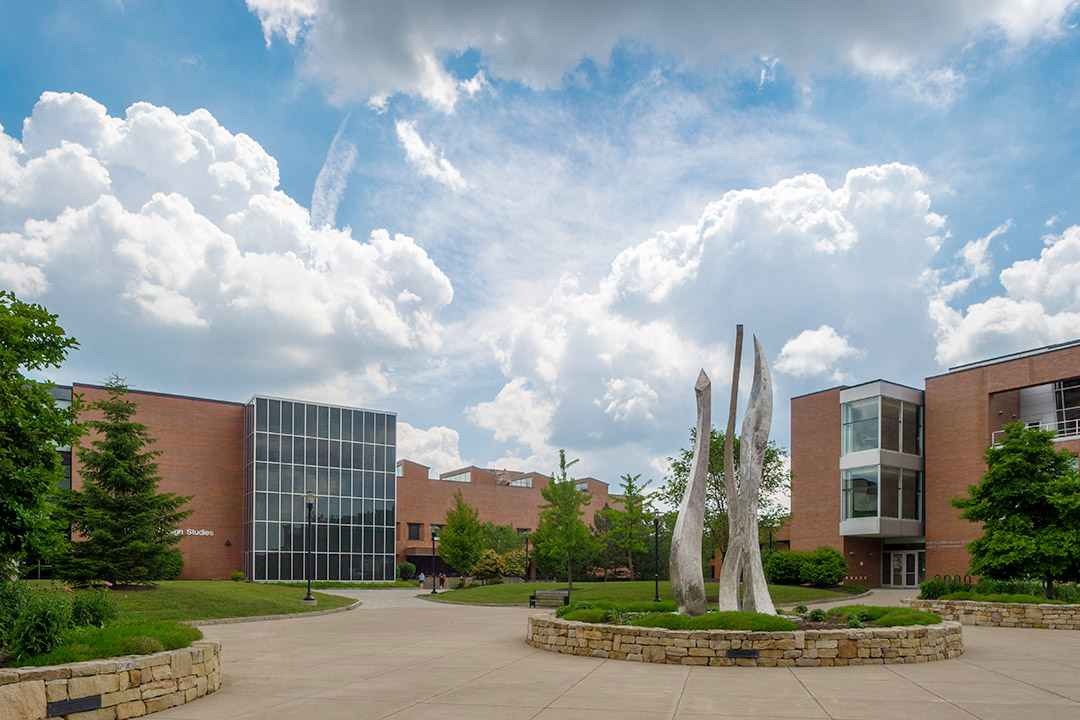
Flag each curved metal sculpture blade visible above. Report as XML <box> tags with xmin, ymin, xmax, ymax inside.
<box><xmin>669</xmin><ymin>369</ymin><xmax>710</xmax><ymax>616</ymax></box>
<box><xmin>737</xmin><ymin>336</ymin><xmax>775</xmax><ymax>615</ymax></box>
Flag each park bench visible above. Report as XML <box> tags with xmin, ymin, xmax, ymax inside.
<box><xmin>529</xmin><ymin>589</ymin><xmax>570</xmax><ymax>607</ymax></box>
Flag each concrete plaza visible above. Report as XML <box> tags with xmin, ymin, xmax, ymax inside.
<box><xmin>154</xmin><ymin>588</ymin><xmax>1080</xmax><ymax>720</ymax></box>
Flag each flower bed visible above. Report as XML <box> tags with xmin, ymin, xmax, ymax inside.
<box><xmin>902</xmin><ymin>598</ymin><xmax>1080</xmax><ymax>629</ymax></box>
<box><xmin>527</xmin><ymin>613</ymin><xmax>963</xmax><ymax>667</ymax></box>
<box><xmin>0</xmin><ymin>639</ymin><xmax>220</xmax><ymax>719</ymax></box>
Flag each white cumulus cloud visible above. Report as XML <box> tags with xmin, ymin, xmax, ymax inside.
<box><xmin>0</xmin><ymin>91</ymin><xmax>453</xmax><ymax>396</ymax></box>
<box><xmin>395</xmin><ymin>120</ymin><xmax>466</xmax><ymax>191</ymax></box>
<box><xmin>775</xmin><ymin>326</ymin><xmax>863</xmax><ymax>382</ymax></box>
<box><xmin>397</xmin><ymin>421</ymin><xmax>468</xmax><ymax>475</ymax></box>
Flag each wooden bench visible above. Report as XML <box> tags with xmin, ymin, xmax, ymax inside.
<box><xmin>530</xmin><ymin>589</ymin><xmax>570</xmax><ymax>607</ymax></box>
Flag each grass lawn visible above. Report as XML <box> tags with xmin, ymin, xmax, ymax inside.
<box><xmin>436</xmin><ymin>581</ymin><xmax>851</xmax><ymax>606</ymax></box>
<box><xmin>107</xmin><ymin>581</ymin><xmax>355</xmax><ymax>622</ymax></box>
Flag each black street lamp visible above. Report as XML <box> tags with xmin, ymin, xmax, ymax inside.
<box><xmin>653</xmin><ymin>509</ymin><xmax>661</xmax><ymax>603</ymax></box>
<box><xmin>302</xmin><ymin>492</ymin><xmax>316</xmax><ymax>606</ymax></box>
<box><xmin>430</xmin><ymin>527</ymin><xmax>439</xmax><ymax>594</ymax></box>
<box><xmin>523</xmin><ymin>531</ymin><xmax>530</xmax><ymax>582</ymax></box>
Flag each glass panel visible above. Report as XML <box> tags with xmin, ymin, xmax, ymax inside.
<box><xmin>905</xmin><ymin>553</ymin><xmax>916</xmax><ymax>586</ymax></box>
<box><xmin>316</xmin><ymin>496</ymin><xmax>328</xmax><ymax>522</ymax></box>
<box><xmin>267</xmin><ymin>523</ymin><xmax>280</xmax><ymax>553</ymax></box>
<box><xmin>256</xmin><ymin>398</ymin><xmax>268</xmax><ymax>431</ymax></box>
<box><xmin>305</xmin><ymin>467</ymin><xmax>318</xmax><ymax>495</ymax></box>
<box><xmin>902</xmin><ymin>402</ymin><xmax>921</xmax><ymax>455</ymax></box>
<box><xmin>341</xmin><ymin>410</ymin><xmax>352</xmax><ymax>443</ymax></box>
<box><xmin>318</xmin><ymin>439</ymin><xmax>329</xmax><ymax>466</ymax></box>
<box><xmin>329</xmin><ymin>469</ymin><xmax>341</xmax><ymax>496</ymax></box>
<box><xmin>329</xmin><ymin>497</ymin><xmax>340</xmax><ymax>525</ymax></box>
<box><xmin>267</xmin><ymin>464</ymin><xmax>280</xmax><ymax>493</ymax></box>
<box><xmin>384</xmin><ymin>474</ymin><xmax>395</xmax><ymax>500</ymax></box>
<box><xmin>330</xmin><ymin>407</ymin><xmax>341</xmax><ymax>440</ymax></box>
<box><xmin>842</xmin><ymin>397</ymin><xmax>878</xmax><ymax>454</ymax></box>
<box><xmin>281</xmin><ymin>401</ymin><xmax>293</xmax><ymax>434</ymax></box>
<box><xmin>255</xmin><ymin>463</ymin><xmax>267</xmax><ymax>491</ymax></box>
<box><xmin>882</xmin><ymin>552</ymin><xmax>891</xmax><ymax>586</ymax></box>
<box><xmin>879</xmin><ymin>466</ymin><xmax>900</xmax><ymax>519</ymax></box>
<box><xmin>305</xmin><ymin>437</ymin><xmax>317</xmax><ymax>465</ymax></box>
<box><xmin>386</xmin><ymin>415</ymin><xmax>396</xmax><ymax>447</ymax></box>
<box><xmin>841</xmin><ymin>467</ymin><xmax>878</xmax><ymax>519</ymax></box>
<box><xmin>268</xmin><ymin>434</ymin><xmax>280</xmax><ymax>463</ymax></box>
<box><xmin>317</xmin><ymin>405</ymin><xmax>329</xmax><ymax>439</ymax></box>
<box><xmin>918</xmin><ymin>552</ymin><xmax>926</xmax><ymax>584</ymax></box>
<box><xmin>266</xmin><ymin>553</ymin><xmax>279</xmax><ymax>580</ymax></box>
<box><xmin>375</xmin><ymin>445</ymin><xmax>385</xmax><ymax>472</ymax></box>
<box><xmin>318</xmin><ymin>467</ymin><xmax>329</xmax><ymax>495</ymax></box>
<box><xmin>294</xmin><ymin>437</ymin><xmax>305</xmax><ymax>464</ymax></box>
<box><xmin>892</xmin><ymin>554</ymin><xmax>903</xmax><ymax>585</ymax></box>
<box><xmin>364</xmin><ymin>444</ymin><xmax>374</xmax><ymax>471</ymax></box>
<box><xmin>363</xmin><ymin>412</ymin><xmax>375</xmax><ymax>443</ymax></box>
<box><xmin>280</xmin><ymin>524</ymin><xmax>292</xmax><ymax>551</ymax></box>
<box><xmin>254</xmin><ymin>521</ymin><xmax>267</xmax><ymax>549</ymax></box>
<box><xmin>375</xmin><ymin>414</ymin><xmax>386</xmax><ymax>444</ymax></box>
<box><xmin>294</xmin><ymin>403</ymin><xmax>306</xmax><ymax>436</ymax></box>
<box><xmin>880</xmin><ymin>398</ymin><xmax>901</xmax><ymax>452</ymax></box>
<box><xmin>316</xmin><ymin>526</ymin><xmax>327</xmax><ymax>552</ymax></box>
<box><xmin>330</xmin><ymin>440</ymin><xmax>340</xmax><ymax>467</ymax></box>
<box><xmin>268</xmin><ymin>400</ymin><xmax>280</xmax><ymax>433</ymax></box>
<box><xmin>280</xmin><ymin>436</ymin><xmax>292</xmax><ymax>464</ymax></box>
<box><xmin>328</xmin><ymin>525</ymin><xmax>339</xmax><ymax>552</ymax></box>
<box><xmin>254</xmin><ymin>552</ymin><xmax>266</xmax><ymax>580</ymax></box>
<box><xmin>901</xmin><ymin>470</ymin><xmax>921</xmax><ymax>520</ymax></box>
<box><xmin>256</xmin><ymin>433</ymin><xmax>267</xmax><ymax>461</ymax></box>
<box><xmin>255</xmin><ymin>492</ymin><xmax>267</xmax><ymax>520</ymax></box>
<box><xmin>306</xmin><ymin>405</ymin><xmax>318</xmax><ymax>438</ymax></box>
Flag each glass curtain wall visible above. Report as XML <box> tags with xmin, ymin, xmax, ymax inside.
<box><xmin>841</xmin><ymin>467</ymin><xmax>923</xmax><ymax>522</ymax></box>
<box><xmin>244</xmin><ymin>397</ymin><xmax>397</xmax><ymax>581</ymax></box>
<box><xmin>842</xmin><ymin>397</ymin><xmax>922</xmax><ymax>456</ymax></box>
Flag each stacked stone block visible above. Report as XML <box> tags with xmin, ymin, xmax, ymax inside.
<box><xmin>0</xmin><ymin>640</ymin><xmax>220</xmax><ymax>720</ymax></box>
<box><xmin>526</xmin><ymin>615</ymin><xmax>963</xmax><ymax>667</ymax></box>
<box><xmin>903</xmin><ymin>599</ymin><xmax>1080</xmax><ymax>629</ymax></box>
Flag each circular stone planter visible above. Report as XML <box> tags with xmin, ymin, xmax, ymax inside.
<box><xmin>526</xmin><ymin>613</ymin><xmax>963</xmax><ymax>667</ymax></box>
<box><xmin>902</xmin><ymin>598</ymin><xmax>1080</xmax><ymax>630</ymax></box>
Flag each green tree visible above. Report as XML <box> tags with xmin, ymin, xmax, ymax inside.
<box><xmin>472</xmin><ymin>549</ymin><xmax>503</xmax><ymax>584</ymax></box>
<box><xmin>656</xmin><ymin>429</ymin><xmax>791</xmax><ymax>565</ymax></box>
<box><xmin>56</xmin><ymin>376</ymin><xmax>192</xmax><ymax>585</ymax></box>
<box><xmin>951</xmin><ymin>421</ymin><xmax>1080</xmax><ymax>598</ymax></box>
<box><xmin>601</xmin><ymin>473</ymin><xmax>651</xmax><ymax>580</ymax></box>
<box><xmin>533</xmin><ymin>450</ymin><xmax>595</xmax><ymax>589</ymax></box>
<box><xmin>500</xmin><ymin>547</ymin><xmax>526</xmax><ymax>577</ymax></box>
<box><xmin>437</xmin><ymin>490</ymin><xmax>484</xmax><ymax>576</ymax></box>
<box><xmin>590</xmin><ymin>505</ymin><xmax>622</xmax><ymax>580</ymax></box>
<box><xmin>0</xmin><ymin>293</ymin><xmax>82</xmax><ymax>570</ymax></box>
<box><xmin>479</xmin><ymin>522</ymin><xmax>525</xmax><ymax>554</ymax></box>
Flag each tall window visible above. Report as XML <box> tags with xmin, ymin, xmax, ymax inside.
<box><xmin>1055</xmin><ymin>378</ymin><xmax>1080</xmax><ymax>428</ymax></box>
<box><xmin>842</xmin><ymin>397</ymin><xmax>921</xmax><ymax>456</ymax></box>
<box><xmin>842</xmin><ymin>466</ymin><xmax>922</xmax><ymax>521</ymax></box>
<box><xmin>407</xmin><ymin>523</ymin><xmax>421</xmax><ymax>541</ymax></box>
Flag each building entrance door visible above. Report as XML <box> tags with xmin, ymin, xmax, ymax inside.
<box><xmin>882</xmin><ymin>550</ymin><xmax>925</xmax><ymax>587</ymax></box>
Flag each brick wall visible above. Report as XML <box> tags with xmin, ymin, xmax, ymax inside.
<box><xmin>71</xmin><ymin>385</ymin><xmax>245</xmax><ymax>581</ymax></box>
<box><xmin>789</xmin><ymin>388</ymin><xmax>843</xmax><ymax>556</ymax></box>
<box><xmin>395</xmin><ymin>460</ymin><xmax>619</xmax><ymax>569</ymax></box>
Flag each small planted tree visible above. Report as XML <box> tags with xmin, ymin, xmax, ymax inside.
<box><xmin>437</xmin><ymin>490</ymin><xmax>483</xmax><ymax>577</ymax></box>
<box><xmin>56</xmin><ymin>376</ymin><xmax>193</xmax><ymax>586</ymax></box>
<box><xmin>533</xmin><ymin>450</ymin><xmax>595</xmax><ymax>590</ymax></box>
<box><xmin>472</xmin><ymin>549</ymin><xmax>503</xmax><ymax>584</ymax></box>
<box><xmin>601</xmin><ymin>473</ymin><xmax>650</xmax><ymax>580</ymax></box>
<box><xmin>952</xmin><ymin>421</ymin><xmax>1080</xmax><ymax>598</ymax></box>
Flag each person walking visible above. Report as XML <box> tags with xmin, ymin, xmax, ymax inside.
<box><xmin>418</xmin><ymin>572</ymin><xmax>425</xmax><ymax>588</ymax></box>
<box><xmin>439</xmin><ymin>572</ymin><xmax>446</xmax><ymax>589</ymax></box>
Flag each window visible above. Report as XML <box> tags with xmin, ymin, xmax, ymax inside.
<box><xmin>442</xmin><ymin>471</ymin><xmax>471</xmax><ymax>483</ymax></box>
<box><xmin>842</xmin><ymin>398</ymin><xmax>878</xmax><ymax>454</ymax></box>
<box><xmin>576</xmin><ymin>481</ymin><xmax>588</xmax><ymax>492</ymax></box>
<box><xmin>1055</xmin><ymin>378</ymin><xmax>1080</xmax><ymax>429</ymax></box>
<box><xmin>842</xmin><ymin>396</ymin><xmax>922</xmax><ymax>456</ymax></box>
<box><xmin>407</xmin><ymin>523</ymin><xmax>421</xmax><ymax>541</ymax></box>
<box><xmin>842</xmin><ymin>466</ymin><xmax>922</xmax><ymax>522</ymax></box>
<box><xmin>509</xmin><ymin>476</ymin><xmax>532</xmax><ymax>488</ymax></box>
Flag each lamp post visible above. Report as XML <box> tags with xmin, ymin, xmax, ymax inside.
<box><xmin>430</xmin><ymin>527</ymin><xmax>439</xmax><ymax>594</ymax></box>
<box><xmin>302</xmin><ymin>492</ymin><xmax>316</xmax><ymax>606</ymax></box>
<box><xmin>524</xmin><ymin>532</ymin><xmax>530</xmax><ymax>582</ymax></box>
<box><xmin>653</xmin><ymin>509</ymin><xmax>661</xmax><ymax>603</ymax></box>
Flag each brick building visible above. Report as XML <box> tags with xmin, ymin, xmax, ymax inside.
<box><xmin>789</xmin><ymin>340</ymin><xmax>1080</xmax><ymax>588</ymax></box>
<box><xmin>394</xmin><ymin>460</ymin><xmax>619</xmax><ymax>576</ymax></box>
<box><xmin>50</xmin><ymin>383</ymin><xmax>620</xmax><ymax>582</ymax></box>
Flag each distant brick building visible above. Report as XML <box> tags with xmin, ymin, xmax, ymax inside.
<box><xmin>395</xmin><ymin>460</ymin><xmax>619</xmax><ymax>576</ymax></box>
<box><xmin>789</xmin><ymin>340</ymin><xmax>1080</xmax><ymax>588</ymax></box>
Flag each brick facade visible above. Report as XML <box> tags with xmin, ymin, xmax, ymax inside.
<box><xmin>790</xmin><ymin>341</ymin><xmax>1080</xmax><ymax>587</ymax></box>
<box><xmin>395</xmin><ymin>460</ymin><xmax>620</xmax><ymax>573</ymax></box>
<box><xmin>71</xmin><ymin>384</ymin><xmax>245</xmax><ymax>581</ymax></box>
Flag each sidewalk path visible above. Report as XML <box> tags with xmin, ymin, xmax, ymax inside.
<box><xmin>153</xmin><ymin>588</ymin><xmax>1080</xmax><ymax>720</ymax></box>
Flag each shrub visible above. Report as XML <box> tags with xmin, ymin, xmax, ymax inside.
<box><xmin>846</xmin><ymin>616</ymin><xmax>862</xmax><ymax>628</ymax></box>
<box><xmin>70</xmin><ymin>588</ymin><xmax>116</xmax><ymax>628</ymax></box>
<box><xmin>0</xmin><ymin>579</ymin><xmax>30</xmax><ymax>644</ymax></box>
<box><xmin>157</xmin><ymin>550</ymin><xmax>185</xmax><ymax>581</ymax></box>
<box><xmin>793</xmin><ymin>604</ymin><xmax>808</xmax><ymax>614</ymax></box>
<box><xmin>1056</xmin><ymin>584</ymin><xmax>1080</xmax><ymax>603</ymax></box>
<box><xmin>799</xmin><ymin>547</ymin><xmax>847</xmax><ymax>587</ymax></box>
<box><xmin>396</xmin><ymin>562</ymin><xmax>416</xmax><ymax>581</ymax></box>
<box><xmin>562</xmin><ymin>608</ymin><xmax>608</xmax><ymax>623</ymax></box>
<box><xmin>472</xmin><ymin>549</ymin><xmax>503</xmax><ymax>584</ymax></box>
<box><xmin>941</xmin><ymin>591</ymin><xmax>1063</xmax><ymax>604</ymax></box>
<box><xmin>808</xmin><ymin>608</ymin><xmax>827</xmax><ymax>622</ymax></box>
<box><xmin>841</xmin><ymin>583</ymin><xmax>869</xmax><ymax>595</ymax></box>
<box><xmin>229</xmin><ymin>571</ymin><xmax>246</xmax><ymax>582</ymax></box>
<box><xmin>9</xmin><ymin>591</ymin><xmax>72</xmax><ymax>659</ymax></box>
<box><xmin>488</xmin><ymin>576</ymin><xmax>504</xmax><ymax>585</ymax></box>
<box><xmin>826</xmin><ymin>605</ymin><xmax>941</xmax><ymax>626</ymax></box>
<box><xmin>452</xmin><ymin>579</ymin><xmax>466</xmax><ymax>589</ymax></box>
<box><xmin>18</xmin><ymin>620</ymin><xmax>203</xmax><ymax>667</ymax></box>
<box><xmin>764</xmin><ymin>551</ymin><xmax>806</xmax><ymax>585</ymax></box>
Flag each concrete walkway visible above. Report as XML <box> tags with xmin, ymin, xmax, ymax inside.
<box><xmin>153</xmin><ymin>588</ymin><xmax>1080</xmax><ymax>720</ymax></box>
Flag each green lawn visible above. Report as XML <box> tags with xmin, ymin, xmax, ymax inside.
<box><xmin>107</xmin><ymin>581</ymin><xmax>355</xmax><ymax>622</ymax></box>
<box><xmin>435</xmin><ymin>581</ymin><xmax>851</xmax><ymax>606</ymax></box>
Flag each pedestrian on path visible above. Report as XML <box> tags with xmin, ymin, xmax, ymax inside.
<box><xmin>418</xmin><ymin>572</ymin><xmax>425</xmax><ymax>588</ymax></box>
<box><xmin>439</xmin><ymin>572</ymin><xmax>445</xmax><ymax>589</ymax></box>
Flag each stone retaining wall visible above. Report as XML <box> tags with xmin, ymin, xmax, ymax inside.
<box><xmin>902</xmin><ymin>598</ymin><xmax>1080</xmax><ymax>629</ymax></box>
<box><xmin>0</xmin><ymin>639</ymin><xmax>220</xmax><ymax>720</ymax></box>
<box><xmin>526</xmin><ymin>614</ymin><xmax>963</xmax><ymax>667</ymax></box>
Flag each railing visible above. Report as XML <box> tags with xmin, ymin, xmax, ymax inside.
<box><xmin>992</xmin><ymin>418</ymin><xmax>1080</xmax><ymax>445</ymax></box>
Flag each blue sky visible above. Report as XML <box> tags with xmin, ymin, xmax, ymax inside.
<box><xmin>4</xmin><ymin>1</ymin><xmax>1080</xmax><ymax>494</ymax></box>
